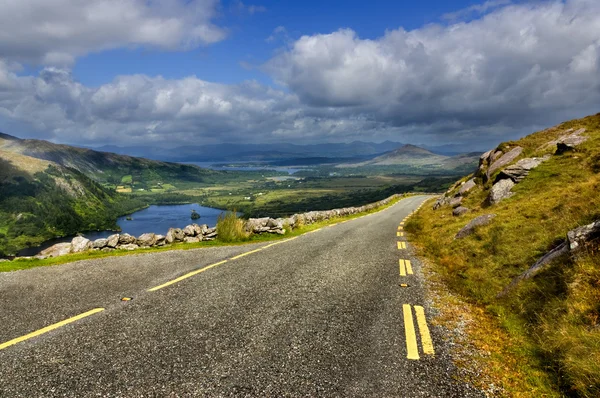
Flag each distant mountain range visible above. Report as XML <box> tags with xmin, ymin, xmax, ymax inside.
<box><xmin>88</xmin><ymin>140</ymin><xmax>471</xmax><ymax>162</ymax></box>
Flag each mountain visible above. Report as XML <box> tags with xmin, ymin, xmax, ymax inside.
<box><xmin>338</xmin><ymin>144</ymin><xmax>481</xmax><ymax>171</ymax></box>
<box><xmin>0</xmin><ymin>133</ymin><xmax>226</xmax><ymax>189</ymax></box>
<box><xmin>407</xmin><ymin>112</ymin><xmax>600</xmax><ymax>396</ymax></box>
<box><xmin>0</xmin><ymin>148</ymin><xmax>146</xmax><ymax>256</ymax></box>
<box><xmin>88</xmin><ymin>141</ymin><xmax>408</xmax><ymax>162</ymax></box>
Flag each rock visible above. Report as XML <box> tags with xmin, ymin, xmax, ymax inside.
<box><xmin>137</xmin><ymin>233</ymin><xmax>157</xmax><ymax>247</ymax></box>
<box><xmin>567</xmin><ymin>220</ymin><xmax>600</xmax><ymax>251</ymax></box>
<box><xmin>205</xmin><ymin>227</ymin><xmax>216</xmax><ymax>235</ymax></box>
<box><xmin>488</xmin><ymin>179</ymin><xmax>515</xmax><ymax>204</ymax></box>
<box><xmin>92</xmin><ymin>238</ymin><xmax>109</xmax><ymax>249</ymax></box>
<box><xmin>40</xmin><ymin>242</ymin><xmax>72</xmax><ymax>258</ymax></box>
<box><xmin>556</xmin><ymin>128</ymin><xmax>588</xmax><ymax>154</ymax></box>
<box><xmin>70</xmin><ymin>236</ymin><xmax>91</xmax><ymax>253</ymax></box>
<box><xmin>101</xmin><ymin>247</ymin><xmax>114</xmax><ymax>252</ymax></box>
<box><xmin>155</xmin><ymin>234</ymin><xmax>166</xmax><ymax>246</ymax></box>
<box><xmin>433</xmin><ymin>196</ymin><xmax>450</xmax><ymax>210</ymax></box>
<box><xmin>119</xmin><ymin>243</ymin><xmax>139</xmax><ymax>251</ymax></box>
<box><xmin>496</xmin><ymin>156</ymin><xmax>549</xmax><ymax>183</ymax></box>
<box><xmin>452</xmin><ymin>206</ymin><xmax>469</xmax><ymax>217</ymax></box>
<box><xmin>183</xmin><ymin>225</ymin><xmax>196</xmax><ymax>237</ymax></box>
<box><xmin>184</xmin><ymin>236</ymin><xmax>201</xmax><ymax>243</ymax></box>
<box><xmin>457</xmin><ymin>178</ymin><xmax>476</xmax><ymax>196</ymax></box>
<box><xmin>245</xmin><ymin>217</ymin><xmax>269</xmax><ymax>233</ymax></box>
<box><xmin>455</xmin><ymin>214</ymin><xmax>497</xmax><ymax>239</ymax></box>
<box><xmin>192</xmin><ymin>224</ymin><xmax>204</xmax><ymax>236</ymax></box>
<box><xmin>449</xmin><ymin>197</ymin><xmax>463</xmax><ymax>208</ymax></box>
<box><xmin>487</xmin><ymin>147</ymin><xmax>523</xmax><ymax>179</ymax></box>
<box><xmin>106</xmin><ymin>234</ymin><xmax>119</xmax><ymax>248</ymax></box>
<box><xmin>118</xmin><ymin>233</ymin><xmax>137</xmax><ymax>245</ymax></box>
<box><xmin>166</xmin><ymin>228</ymin><xmax>185</xmax><ymax>243</ymax></box>
<box><xmin>267</xmin><ymin>218</ymin><xmax>283</xmax><ymax>229</ymax></box>
<box><xmin>205</xmin><ymin>231</ymin><xmax>218</xmax><ymax>239</ymax></box>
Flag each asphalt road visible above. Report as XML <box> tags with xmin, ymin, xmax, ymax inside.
<box><xmin>0</xmin><ymin>195</ymin><xmax>482</xmax><ymax>397</ymax></box>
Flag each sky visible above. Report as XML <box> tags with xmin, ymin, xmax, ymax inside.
<box><xmin>0</xmin><ymin>0</ymin><xmax>599</xmax><ymax>150</ymax></box>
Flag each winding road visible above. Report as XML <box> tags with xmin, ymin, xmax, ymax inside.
<box><xmin>0</xmin><ymin>195</ymin><xmax>482</xmax><ymax>397</ymax></box>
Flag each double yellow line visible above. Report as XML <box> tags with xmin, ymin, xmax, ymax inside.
<box><xmin>403</xmin><ymin>304</ymin><xmax>435</xmax><ymax>360</ymax></box>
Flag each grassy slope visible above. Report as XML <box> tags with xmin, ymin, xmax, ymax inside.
<box><xmin>406</xmin><ymin>113</ymin><xmax>600</xmax><ymax>397</ymax></box>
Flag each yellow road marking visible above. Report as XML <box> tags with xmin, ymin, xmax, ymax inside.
<box><xmin>397</xmin><ymin>232</ymin><xmax>404</xmax><ymax>237</ymax></box>
<box><xmin>399</xmin><ymin>259</ymin><xmax>406</xmax><ymax>276</ymax></box>
<box><xmin>400</xmin><ymin>221</ymin><xmax>405</xmax><ymax>225</ymax></box>
<box><xmin>397</xmin><ymin>241</ymin><xmax>406</xmax><ymax>250</ymax></box>
<box><xmin>230</xmin><ymin>247</ymin><xmax>263</xmax><ymax>260</ymax></box>
<box><xmin>403</xmin><ymin>304</ymin><xmax>420</xmax><ymax>360</ymax></box>
<box><xmin>148</xmin><ymin>260</ymin><xmax>228</xmax><ymax>291</ymax></box>
<box><xmin>398</xmin><ymin>226</ymin><xmax>403</xmax><ymax>231</ymax></box>
<box><xmin>405</xmin><ymin>259</ymin><xmax>413</xmax><ymax>275</ymax></box>
<box><xmin>415</xmin><ymin>306</ymin><xmax>435</xmax><ymax>356</ymax></box>
<box><xmin>0</xmin><ymin>308</ymin><xmax>105</xmax><ymax>351</ymax></box>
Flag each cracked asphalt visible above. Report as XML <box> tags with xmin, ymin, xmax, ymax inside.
<box><xmin>0</xmin><ymin>195</ymin><xmax>483</xmax><ymax>397</ymax></box>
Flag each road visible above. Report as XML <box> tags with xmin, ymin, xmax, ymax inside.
<box><xmin>0</xmin><ymin>195</ymin><xmax>482</xmax><ymax>397</ymax></box>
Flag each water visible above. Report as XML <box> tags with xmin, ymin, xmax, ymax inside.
<box><xmin>16</xmin><ymin>204</ymin><xmax>226</xmax><ymax>257</ymax></box>
<box><xmin>186</xmin><ymin>161</ymin><xmax>304</xmax><ymax>175</ymax></box>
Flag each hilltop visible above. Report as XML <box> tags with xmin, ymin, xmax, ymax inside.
<box><xmin>406</xmin><ymin>113</ymin><xmax>600</xmax><ymax>397</ymax></box>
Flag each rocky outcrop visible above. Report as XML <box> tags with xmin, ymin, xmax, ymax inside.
<box><xmin>499</xmin><ymin>220</ymin><xmax>600</xmax><ymax>297</ymax></box>
<box><xmin>556</xmin><ymin>128</ymin><xmax>588</xmax><ymax>154</ymax></box>
<box><xmin>488</xmin><ymin>179</ymin><xmax>515</xmax><ymax>204</ymax></box>
<box><xmin>137</xmin><ymin>233</ymin><xmax>157</xmax><ymax>247</ymax></box>
<box><xmin>106</xmin><ymin>234</ymin><xmax>119</xmax><ymax>248</ymax></box>
<box><xmin>458</xmin><ymin>178</ymin><xmax>476</xmax><ymax>195</ymax></box>
<box><xmin>118</xmin><ymin>233</ymin><xmax>136</xmax><ymax>245</ymax></box>
<box><xmin>455</xmin><ymin>214</ymin><xmax>496</xmax><ymax>239</ymax></box>
<box><xmin>486</xmin><ymin>147</ymin><xmax>523</xmax><ymax>180</ymax></box>
<box><xmin>449</xmin><ymin>197</ymin><xmax>463</xmax><ymax>208</ymax></box>
<box><xmin>92</xmin><ymin>238</ymin><xmax>109</xmax><ymax>249</ymax></box>
<box><xmin>496</xmin><ymin>156</ymin><xmax>550</xmax><ymax>183</ymax></box>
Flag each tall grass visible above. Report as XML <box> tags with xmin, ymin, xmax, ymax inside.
<box><xmin>216</xmin><ymin>211</ymin><xmax>249</xmax><ymax>242</ymax></box>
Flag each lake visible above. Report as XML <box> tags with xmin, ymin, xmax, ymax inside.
<box><xmin>16</xmin><ymin>204</ymin><xmax>226</xmax><ymax>257</ymax></box>
<box><xmin>186</xmin><ymin>161</ymin><xmax>304</xmax><ymax>175</ymax></box>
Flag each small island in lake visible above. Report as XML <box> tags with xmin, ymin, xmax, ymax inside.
<box><xmin>191</xmin><ymin>210</ymin><xmax>201</xmax><ymax>220</ymax></box>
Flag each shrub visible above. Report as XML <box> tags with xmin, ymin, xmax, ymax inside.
<box><xmin>216</xmin><ymin>211</ymin><xmax>248</xmax><ymax>242</ymax></box>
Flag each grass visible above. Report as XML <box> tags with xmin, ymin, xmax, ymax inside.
<box><xmin>406</xmin><ymin>113</ymin><xmax>600</xmax><ymax>397</ymax></box>
<box><xmin>216</xmin><ymin>211</ymin><xmax>249</xmax><ymax>243</ymax></box>
<box><xmin>0</xmin><ymin>194</ymin><xmax>413</xmax><ymax>273</ymax></box>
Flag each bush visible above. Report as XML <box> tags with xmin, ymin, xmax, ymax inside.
<box><xmin>216</xmin><ymin>211</ymin><xmax>248</xmax><ymax>242</ymax></box>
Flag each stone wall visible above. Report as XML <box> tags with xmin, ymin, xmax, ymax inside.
<box><xmin>32</xmin><ymin>193</ymin><xmax>408</xmax><ymax>259</ymax></box>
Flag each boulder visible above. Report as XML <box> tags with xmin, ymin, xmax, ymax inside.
<box><xmin>452</xmin><ymin>206</ymin><xmax>469</xmax><ymax>217</ymax></box>
<box><xmin>166</xmin><ymin>228</ymin><xmax>185</xmax><ymax>243</ymax></box>
<box><xmin>192</xmin><ymin>224</ymin><xmax>204</xmax><ymax>236</ymax></box>
<box><xmin>486</xmin><ymin>147</ymin><xmax>523</xmax><ymax>180</ymax></box>
<box><xmin>119</xmin><ymin>243</ymin><xmax>139</xmax><ymax>251</ymax></box>
<box><xmin>449</xmin><ymin>197</ymin><xmax>463</xmax><ymax>208</ymax></box>
<box><xmin>267</xmin><ymin>218</ymin><xmax>283</xmax><ymax>229</ymax></box>
<box><xmin>137</xmin><ymin>233</ymin><xmax>157</xmax><ymax>247</ymax></box>
<box><xmin>455</xmin><ymin>214</ymin><xmax>497</xmax><ymax>239</ymax></box>
<box><xmin>92</xmin><ymin>238</ymin><xmax>109</xmax><ymax>249</ymax></box>
<box><xmin>433</xmin><ymin>196</ymin><xmax>450</xmax><ymax>210</ymax></box>
<box><xmin>155</xmin><ymin>234</ymin><xmax>166</xmax><ymax>246</ymax></box>
<box><xmin>118</xmin><ymin>233</ymin><xmax>137</xmax><ymax>245</ymax></box>
<box><xmin>496</xmin><ymin>156</ymin><xmax>549</xmax><ymax>183</ymax></box>
<box><xmin>40</xmin><ymin>242</ymin><xmax>72</xmax><ymax>258</ymax></box>
<box><xmin>245</xmin><ymin>217</ymin><xmax>269</xmax><ymax>233</ymax></box>
<box><xmin>488</xmin><ymin>179</ymin><xmax>515</xmax><ymax>204</ymax></box>
<box><xmin>183</xmin><ymin>225</ymin><xmax>196</xmax><ymax>237</ymax></box>
<box><xmin>457</xmin><ymin>178</ymin><xmax>476</xmax><ymax>196</ymax></box>
<box><xmin>184</xmin><ymin>236</ymin><xmax>201</xmax><ymax>243</ymax></box>
<box><xmin>106</xmin><ymin>234</ymin><xmax>119</xmax><ymax>248</ymax></box>
<box><xmin>70</xmin><ymin>236</ymin><xmax>91</xmax><ymax>253</ymax></box>
<box><xmin>556</xmin><ymin>128</ymin><xmax>588</xmax><ymax>154</ymax></box>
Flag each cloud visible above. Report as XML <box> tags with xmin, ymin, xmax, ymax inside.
<box><xmin>231</xmin><ymin>1</ymin><xmax>266</xmax><ymax>15</ymax></box>
<box><xmin>0</xmin><ymin>0</ymin><xmax>226</xmax><ymax>66</ymax></box>
<box><xmin>442</xmin><ymin>0</ymin><xmax>512</xmax><ymax>21</ymax></box>
<box><xmin>266</xmin><ymin>0</ymin><xmax>600</xmax><ymax>143</ymax></box>
<box><xmin>1</xmin><ymin>0</ymin><xmax>600</xmax><ymax>150</ymax></box>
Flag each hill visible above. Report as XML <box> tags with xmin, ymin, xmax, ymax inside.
<box><xmin>406</xmin><ymin>113</ymin><xmax>600</xmax><ymax>396</ymax></box>
<box><xmin>0</xmin><ymin>150</ymin><xmax>146</xmax><ymax>256</ymax></box>
<box><xmin>338</xmin><ymin>144</ymin><xmax>480</xmax><ymax>171</ymax></box>
<box><xmin>0</xmin><ymin>133</ymin><xmax>234</xmax><ymax>191</ymax></box>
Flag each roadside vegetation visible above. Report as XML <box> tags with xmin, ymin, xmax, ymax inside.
<box><xmin>216</xmin><ymin>211</ymin><xmax>249</xmax><ymax>242</ymax></box>
<box><xmin>406</xmin><ymin>113</ymin><xmax>600</xmax><ymax>397</ymax></box>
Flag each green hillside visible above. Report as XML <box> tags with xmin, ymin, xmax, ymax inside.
<box><xmin>407</xmin><ymin>113</ymin><xmax>600</xmax><ymax>396</ymax></box>
<box><xmin>0</xmin><ymin>150</ymin><xmax>146</xmax><ymax>256</ymax></box>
